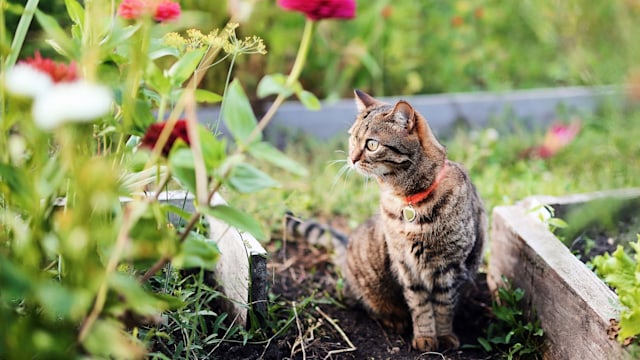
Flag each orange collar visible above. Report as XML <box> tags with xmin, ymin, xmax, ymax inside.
<box><xmin>404</xmin><ymin>161</ymin><xmax>449</xmax><ymax>205</ymax></box>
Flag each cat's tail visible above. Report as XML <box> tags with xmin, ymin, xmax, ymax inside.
<box><xmin>284</xmin><ymin>211</ymin><xmax>348</xmax><ymax>251</ymax></box>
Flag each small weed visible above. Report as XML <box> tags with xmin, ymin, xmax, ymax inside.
<box><xmin>592</xmin><ymin>236</ymin><xmax>640</xmax><ymax>344</ymax></box>
<box><xmin>477</xmin><ymin>276</ymin><xmax>545</xmax><ymax>359</ymax></box>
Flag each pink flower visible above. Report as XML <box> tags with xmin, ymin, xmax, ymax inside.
<box><xmin>118</xmin><ymin>0</ymin><xmax>149</xmax><ymax>19</ymax></box>
<box><xmin>532</xmin><ymin>121</ymin><xmax>581</xmax><ymax>159</ymax></box>
<box><xmin>140</xmin><ymin>120</ymin><xmax>190</xmax><ymax>157</ymax></box>
<box><xmin>154</xmin><ymin>0</ymin><xmax>181</xmax><ymax>22</ymax></box>
<box><xmin>118</xmin><ymin>0</ymin><xmax>181</xmax><ymax>22</ymax></box>
<box><xmin>21</xmin><ymin>51</ymin><xmax>77</xmax><ymax>83</ymax></box>
<box><xmin>277</xmin><ymin>0</ymin><xmax>355</xmax><ymax>20</ymax></box>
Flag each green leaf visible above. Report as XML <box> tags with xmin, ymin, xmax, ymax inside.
<box><xmin>168</xmin><ymin>48</ymin><xmax>206</xmax><ymax>86</ymax></box>
<box><xmin>146</xmin><ymin>62</ymin><xmax>171</xmax><ymax>96</ymax></box>
<box><xmin>82</xmin><ymin>319</ymin><xmax>146</xmax><ymax>359</ymax></box>
<box><xmin>248</xmin><ymin>141</ymin><xmax>308</xmax><ymax>177</ymax></box>
<box><xmin>149</xmin><ymin>47</ymin><xmax>180</xmax><ymax>60</ymax></box>
<box><xmin>297</xmin><ymin>90</ymin><xmax>321</xmax><ymax>111</ymax></box>
<box><xmin>227</xmin><ymin>163</ymin><xmax>280</xmax><ymax>193</ymax></box>
<box><xmin>199</xmin><ymin>204</ymin><xmax>266</xmax><ymax>240</ymax></box>
<box><xmin>477</xmin><ymin>337</ymin><xmax>492</xmax><ymax>351</ymax></box>
<box><xmin>593</xmin><ymin>238</ymin><xmax>640</xmax><ymax>341</ymax></box>
<box><xmin>131</xmin><ymin>99</ymin><xmax>155</xmax><ymax>135</ymax></box>
<box><xmin>64</xmin><ymin>0</ymin><xmax>84</xmax><ymax>26</ymax></box>
<box><xmin>0</xmin><ymin>257</ymin><xmax>33</xmax><ymax>298</ymax></box>
<box><xmin>35</xmin><ymin>9</ymin><xmax>77</xmax><ymax>58</ymax></box>
<box><xmin>104</xmin><ymin>24</ymin><xmax>141</xmax><ymax>53</ymax></box>
<box><xmin>198</xmin><ymin>126</ymin><xmax>226</xmax><ymax>175</ymax></box>
<box><xmin>173</xmin><ymin>232</ymin><xmax>220</xmax><ymax>269</ymax></box>
<box><xmin>35</xmin><ymin>283</ymin><xmax>92</xmax><ymax>322</ymax></box>
<box><xmin>546</xmin><ymin>217</ymin><xmax>568</xmax><ymax>229</ymax></box>
<box><xmin>169</xmin><ymin>148</ymin><xmax>197</xmax><ymax>195</ymax></box>
<box><xmin>222</xmin><ymin>80</ymin><xmax>260</xmax><ymax>144</ymax></box>
<box><xmin>195</xmin><ymin>89</ymin><xmax>223</xmax><ymax>104</ymax></box>
<box><xmin>257</xmin><ymin>73</ymin><xmax>292</xmax><ymax>98</ymax></box>
<box><xmin>109</xmin><ymin>273</ymin><xmax>169</xmax><ymax>315</ymax></box>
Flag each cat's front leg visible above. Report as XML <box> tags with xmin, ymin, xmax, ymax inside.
<box><xmin>432</xmin><ymin>276</ymin><xmax>460</xmax><ymax>350</ymax></box>
<box><xmin>401</xmin><ymin>284</ymin><xmax>439</xmax><ymax>351</ymax></box>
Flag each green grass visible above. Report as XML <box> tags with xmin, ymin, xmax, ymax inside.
<box><xmin>226</xmin><ymin>104</ymin><xmax>640</xmax><ymax>240</ymax></box>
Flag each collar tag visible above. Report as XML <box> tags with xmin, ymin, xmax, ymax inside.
<box><xmin>403</xmin><ymin>205</ymin><xmax>417</xmax><ymax>222</ymax></box>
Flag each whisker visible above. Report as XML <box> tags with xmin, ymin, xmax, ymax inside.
<box><xmin>327</xmin><ymin>159</ymin><xmax>348</xmax><ymax>167</ymax></box>
<box><xmin>331</xmin><ymin>163</ymin><xmax>352</xmax><ymax>191</ymax></box>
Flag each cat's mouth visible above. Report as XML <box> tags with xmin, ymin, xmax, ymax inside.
<box><xmin>350</xmin><ymin>161</ymin><xmax>387</xmax><ymax>178</ymax></box>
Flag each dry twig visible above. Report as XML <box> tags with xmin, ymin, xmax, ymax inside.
<box><xmin>315</xmin><ymin>306</ymin><xmax>356</xmax><ymax>360</ymax></box>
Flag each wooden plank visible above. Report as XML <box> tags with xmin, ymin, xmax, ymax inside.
<box><xmin>206</xmin><ymin>193</ymin><xmax>267</xmax><ymax>327</ymax></box>
<box><xmin>489</xmin><ymin>204</ymin><xmax>630</xmax><ymax>359</ymax></box>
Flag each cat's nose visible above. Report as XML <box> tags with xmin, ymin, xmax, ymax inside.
<box><xmin>350</xmin><ymin>156</ymin><xmax>359</xmax><ymax>165</ymax></box>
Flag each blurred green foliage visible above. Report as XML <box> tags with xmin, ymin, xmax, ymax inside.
<box><xmin>196</xmin><ymin>0</ymin><xmax>639</xmax><ymax>98</ymax></box>
<box><xmin>16</xmin><ymin>0</ymin><xmax>640</xmax><ymax>98</ymax></box>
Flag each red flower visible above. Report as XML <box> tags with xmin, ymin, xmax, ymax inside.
<box><xmin>451</xmin><ymin>15</ymin><xmax>464</xmax><ymax>27</ymax></box>
<box><xmin>277</xmin><ymin>0</ymin><xmax>355</xmax><ymax>20</ymax></box>
<box><xmin>141</xmin><ymin>119</ymin><xmax>190</xmax><ymax>157</ymax></box>
<box><xmin>381</xmin><ymin>5</ymin><xmax>393</xmax><ymax>19</ymax></box>
<box><xmin>21</xmin><ymin>51</ymin><xmax>78</xmax><ymax>83</ymax></box>
<box><xmin>118</xmin><ymin>0</ymin><xmax>181</xmax><ymax>22</ymax></box>
<box><xmin>154</xmin><ymin>0</ymin><xmax>181</xmax><ymax>22</ymax></box>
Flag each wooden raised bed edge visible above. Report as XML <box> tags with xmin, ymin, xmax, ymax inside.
<box><xmin>156</xmin><ymin>190</ymin><xmax>267</xmax><ymax>327</ymax></box>
<box><xmin>488</xmin><ymin>188</ymin><xmax>640</xmax><ymax>360</ymax></box>
<box><xmin>56</xmin><ymin>191</ymin><xmax>267</xmax><ymax>328</ymax></box>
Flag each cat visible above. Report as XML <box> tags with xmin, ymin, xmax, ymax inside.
<box><xmin>286</xmin><ymin>90</ymin><xmax>486</xmax><ymax>352</ymax></box>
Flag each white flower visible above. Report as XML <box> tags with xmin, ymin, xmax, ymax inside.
<box><xmin>32</xmin><ymin>81</ymin><xmax>113</xmax><ymax>130</ymax></box>
<box><xmin>4</xmin><ymin>64</ymin><xmax>54</xmax><ymax>98</ymax></box>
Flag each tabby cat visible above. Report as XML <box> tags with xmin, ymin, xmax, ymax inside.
<box><xmin>287</xmin><ymin>90</ymin><xmax>486</xmax><ymax>352</ymax></box>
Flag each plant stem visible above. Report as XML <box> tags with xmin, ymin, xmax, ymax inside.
<box><xmin>244</xmin><ymin>19</ymin><xmax>315</xmax><ymax>146</ymax></box>
<box><xmin>213</xmin><ymin>52</ymin><xmax>237</xmax><ymax>134</ymax></box>
<box><xmin>5</xmin><ymin>0</ymin><xmax>40</xmax><ymax>69</ymax></box>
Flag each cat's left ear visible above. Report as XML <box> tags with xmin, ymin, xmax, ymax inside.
<box><xmin>391</xmin><ymin>101</ymin><xmax>416</xmax><ymax>131</ymax></box>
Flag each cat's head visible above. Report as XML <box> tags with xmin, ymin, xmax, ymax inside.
<box><xmin>348</xmin><ymin>90</ymin><xmax>446</xmax><ymax>182</ymax></box>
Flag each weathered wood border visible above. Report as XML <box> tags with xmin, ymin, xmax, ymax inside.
<box><xmin>157</xmin><ymin>190</ymin><xmax>267</xmax><ymax>327</ymax></box>
<box><xmin>489</xmin><ymin>188</ymin><xmax>640</xmax><ymax>359</ymax></box>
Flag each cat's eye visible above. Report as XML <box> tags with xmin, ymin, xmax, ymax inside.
<box><xmin>365</xmin><ymin>139</ymin><xmax>380</xmax><ymax>151</ymax></box>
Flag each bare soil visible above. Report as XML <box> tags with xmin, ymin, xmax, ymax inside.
<box><xmin>218</xmin><ymin>237</ymin><xmax>497</xmax><ymax>360</ymax></box>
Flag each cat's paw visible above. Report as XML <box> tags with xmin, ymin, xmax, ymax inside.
<box><xmin>411</xmin><ymin>336</ymin><xmax>438</xmax><ymax>352</ymax></box>
<box><xmin>437</xmin><ymin>334</ymin><xmax>460</xmax><ymax>350</ymax></box>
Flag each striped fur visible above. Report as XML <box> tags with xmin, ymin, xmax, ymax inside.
<box><xmin>288</xmin><ymin>91</ymin><xmax>487</xmax><ymax>352</ymax></box>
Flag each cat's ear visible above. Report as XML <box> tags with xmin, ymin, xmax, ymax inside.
<box><xmin>354</xmin><ymin>89</ymin><xmax>379</xmax><ymax>112</ymax></box>
<box><xmin>391</xmin><ymin>101</ymin><xmax>416</xmax><ymax>130</ymax></box>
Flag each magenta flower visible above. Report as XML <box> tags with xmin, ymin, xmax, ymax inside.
<box><xmin>277</xmin><ymin>0</ymin><xmax>356</xmax><ymax>20</ymax></box>
<box><xmin>154</xmin><ymin>0</ymin><xmax>181</xmax><ymax>22</ymax></box>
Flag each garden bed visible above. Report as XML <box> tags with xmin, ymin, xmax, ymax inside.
<box><xmin>489</xmin><ymin>188</ymin><xmax>640</xmax><ymax>360</ymax></box>
<box><xmin>214</xmin><ymin>235</ymin><xmax>494</xmax><ymax>359</ymax></box>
